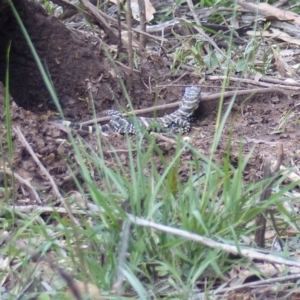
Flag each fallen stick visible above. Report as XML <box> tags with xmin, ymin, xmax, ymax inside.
<box><xmin>81</xmin><ymin>87</ymin><xmax>294</xmax><ymax>126</ymax></box>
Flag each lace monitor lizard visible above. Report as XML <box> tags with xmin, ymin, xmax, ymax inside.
<box><xmin>56</xmin><ymin>86</ymin><xmax>201</xmax><ymax>135</ymax></box>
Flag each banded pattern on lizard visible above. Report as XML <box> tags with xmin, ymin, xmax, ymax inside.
<box><xmin>56</xmin><ymin>86</ymin><xmax>201</xmax><ymax>135</ymax></box>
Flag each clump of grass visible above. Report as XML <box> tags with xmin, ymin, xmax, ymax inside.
<box><xmin>2</xmin><ymin>1</ymin><xmax>300</xmax><ymax>299</ymax></box>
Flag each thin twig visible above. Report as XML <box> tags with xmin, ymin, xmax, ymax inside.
<box><xmin>106</xmin><ymin>148</ymin><xmax>138</xmax><ymax>153</ymax></box>
<box><xmin>145</xmin><ymin>18</ymin><xmax>180</xmax><ymax>33</ymax></box>
<box><xmin>14</xmin><ymin>127</ymin><xmax>80</xmax><ymax>226</ymax></box>
<box><xmin>84</xmin><ymin>203</ymin><xmax>300</xmax><ymax>268</ymax></box>
<box><xmin>186</xmin><ymin>0</ymin><xmax>201</xmax><ymax>26</ymax></box>
<box><xmin>3</xmin><ymin>204</ymin><xmax>88</xmax><ymax>215</ymax></box>
<box><xmin>115</xmin><ymin>60</ymin><xmax>141</xmax><ymax>73</ymax></box>
<box><xmin>207</xmin><ymin>75</ymin><xmax>300</xmax><ymax>91</ymax></box>
<box><xmin>9</xmin><ymin>199</ymin><xmax>300</xmax><ymax>268</ymax></box>
<box><xmin>81</xmin><ymin>87</ymin><xmax>293</xmax><ymax>126</ymax></box>
<box><xmin>125</xmin><ymin>0</ymin><xmax>134</xmax><ymax>90</ymax></box>
<box><xmin>117</xmin><ymin>0</ymin><xmax>122</xmax><ymax>54</ymax></box>
<box><xmin>150</xmin><ymin>132</ymin><xmax>177</xmax><ymax>145</ymax></box>
<box><xmin>127</xmin><ymin>214</ymin><xmax>300</xmax><ymax>267</ymax></box>
<box><xmin>85</xmin><ymin>1</ymin><xmax>167</xmax><ymax>42</ymax></box>
<box><xmin>138</xmin><ymin>0</ymin><xmax>146</xmax><ymax>49</ymax></box>
<box><xmin>178</xmin><ymin>17</ymin><xmax>232</xmax><ymax>63</ymax></box>
<box><xmin>207</xmin><ymin>273</ymin><xmax>300</xmax><ymax>295</ymax></box>
<box><xmin>260</xmin><ymin>76</ymin><xmax>300</xmax><ymax>86</ymax></box>
<box><xmin>255</xmin><ymin>158</ymin><xmax>272</xmax><ymax>248</ymax></box>
<box><xmin>14</xmin><ymin>127</ymin><xmax>62</xmax><ymax>199</ymax></box>
<box><xmin>0</xmin><ymin>168</ymin><xmax>42</xmax><ymax>203</ymax></box>
<box><xmin>79</xmin><ymin>0</ymin><xmax>119</xmax><ymax>42</ymax></box>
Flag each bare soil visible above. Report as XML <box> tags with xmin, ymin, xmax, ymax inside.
<box><xmin>1</xmin><ymin>70</ymin><xmax>300</xmax><ymax>204</ymax></box>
